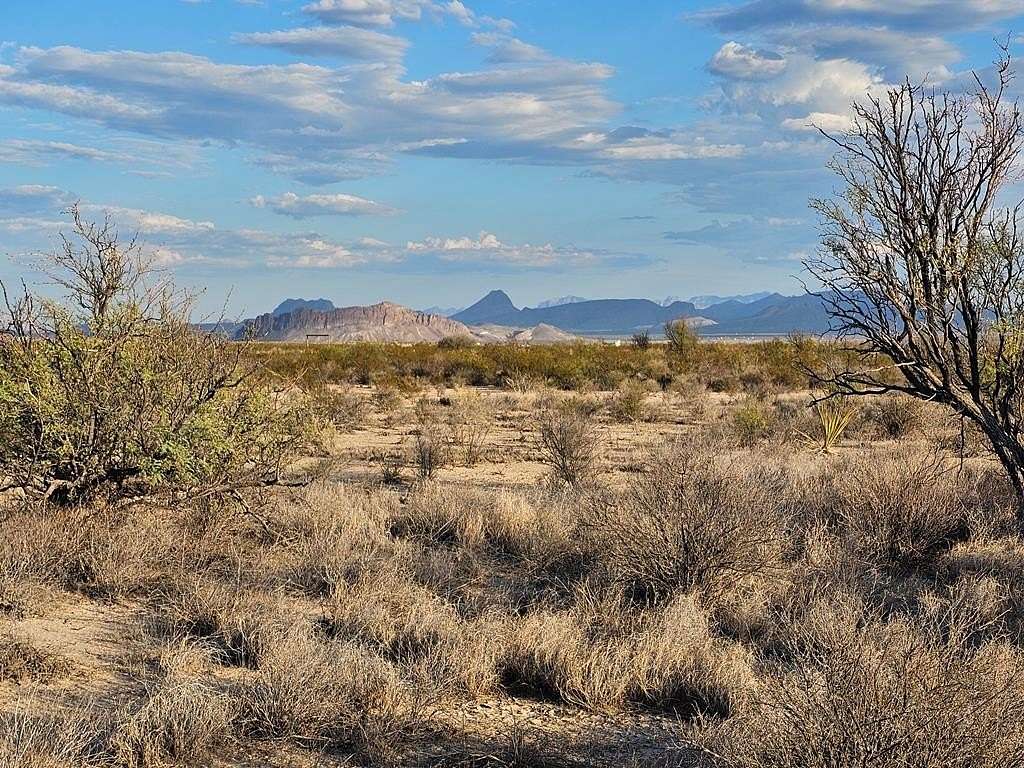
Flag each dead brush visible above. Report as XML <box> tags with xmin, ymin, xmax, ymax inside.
<box><xmin>150</xmin><ymin>579</ymin><xmax>290</xmax><ymax>668</ymax></box>
<box><xmin>499</xmin><ymin>590</ymin><xmax>753</xmax><ymax>717</ymax></box>
<box><xmin>536</xmin><ymin>407</ymin><xmax>600</xmax><ymax>487</ymax></box>
<box><xmin>0</xmin><ymin>633</ymin><xmax>73</xmax><ymax>684</ymax></box>
<box><xmin>582</xmin><ymin>443</ymin><xmax>790</xmax><ymax>603</ymax></box>
<box><xmin>822</xmin><ymin>447</ymin><xmax>972</xmax><ymax>569</ymax></box>
<box><xmin>236</xmin><ymin>628</ymin><xmax>421</xmax><ymax>761</ymax></box>
<box><xmin>698</xmin><ymin>615</ymin><xmax>1024</xmax><ymax>768</ymax></box>
<box><xmin>446</xmin><ymin>390</ymin><xmax>493</xmax><ymax>467</ymax></box>
<box><xmin>109</xmin><ymin>679</ymin><xmax>232</xmax><ymax>768</ymax></box>
<box><xmin>0</xmin><ymin>704</ymin><xmax>105</xmax><ymax>768</ymax></box>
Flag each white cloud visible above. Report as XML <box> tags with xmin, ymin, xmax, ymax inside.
<box><xmin>250</xmin><ymin>191</ymin><xmax>398</xmax><ymax>218</ymax></box>
<box><xmin>234</xmin><ymin>25</ymin><xmax>409</xmax><ymax>61</ymax></box>
<box><xmin>0</xmin><ymin>188</ymin><xmax>401</xmax><ymax>270</ymax></box>
<box><xmin>301</xmin><ymin>0</ymin><xmax>464</xmax><ymax>27</ymax></box>
<box><xmin>708</xmin><ymin>41</ymin><xmax>786</xmax><ymax>80</ymax></box>
<box><xmin>471</xmin><ymin>32</ymin><xmax>548</xmax><ymax>63</ymax></box>
<box><xmin>0</xmin><ymin>44</ymin><xmax>619</xmax><ymax>182</ymax></box>
<box><xmin>781</xmin><ymin>110</ymin><xmax>854</xmax><ymax>132</ymax></box>
<box><xmin>405</xmin><ymin>231</ymin><xmax>632</xmax><ymax>267</ymax></box>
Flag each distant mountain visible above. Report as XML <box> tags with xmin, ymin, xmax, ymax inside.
<box><xmin>273</xmin><ymin>298</ymin><xmax>335</xmax><ymax>316</ymax></box>
<box><xmin>453</xmin><ymin>290</ymin><xmax>519</xmax><ymax>325</ymax></box>
<box><xmin>241</xmin><ymin>302</ymin><xmax>475</xmax><ymax>343</ymax></box>
<box><xmin>535</xmin><ymin>295</ymin><xmax>587</xmax><ymax>309</ymax></box>
<box><xmin>703</xmin><ymin>293</ymin><xmax>832</xmax><ymax>335</ymax></box>
<box><xmin>688</xmin><ymin>291</ymin><xmax>774</xmax><ymax>310</ymax></box>
<box><xmin>452</xmin><ymin>290</ymin><xmax>698</xmax><ymax>335</ymax></box>
<box><xmin>419</xmin><ymin>305</ymin><xmax>462</xmax><ymax>317</ymax></box>
<box><xmin>453</xmin><ymin>289</ymin><xmax>833</xmax><ymax>337</ymax></box>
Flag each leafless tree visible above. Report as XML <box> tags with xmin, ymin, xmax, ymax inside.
<box><xmin>808</xmin><ymin>48</ymin><xmax>1024</xmax><ymax>507</ymax></box>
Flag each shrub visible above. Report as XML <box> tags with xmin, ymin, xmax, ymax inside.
<box><xmin>608</xmin><ymin>383</ymin><xmax>647</xmax><ymax>424</ymax></box>
<box><xmin>701</xmin><ymin>619</ymin><xmax>1024</xmax><ymax>768</ymax></box>
<box><xmin>370</xmin><ymin>385</ymin><xmax>402</xmax><ymax>415</ymax></box>
<box><xmin>437</xmin><ymin>335</ymin><xmax>474</xmax><ymax>350</ymax></box>
<box><xmin>811</xmin><ymin>398</ymin><xmax>857</xmax><ymax>453</ymax></box>
<box><xmin>152</xmin><ymin>580</ymin><xmax>288</xmax><ymax>667</ymax></box>
<box><xmin>237</xmin><ymin>629</ymin><xmax>417</xmax><ymax>758</ymax></box>
<box><xmin>584</xmin><ymin>444</ymin><xmax>789</xmax><ymax>602</ymax></box>
<box><xmin>0</xmin><ymin>207</ymin><xmax>300</xmax><ymax>505</ymax></box>
<box><xmin>0</xmin><ymin>634</ymin><xmax>73</xmax><ymax>683</ymax></box>
<box><xmin>0</xmin><ymin>705</ymin><xmax>103</xmax><ymax>768</ymax></box>
<box><xmin>536</xmin><ymin>408</ymin><xmax>600</xmax><ymax>487</ymax></box>
<box><xmin>664</xmin><ymin>319</ymin><xmax>698</xmax><ymax>357</ymax></box>
<box><xmin>412</xmin><ymin>425</ymin><xmax>450</xmax><ymax>480</ymax></box>
<box><xmin>110</xmin><ymin>680</ymin><xmax>231</xmax><ymax>768</ymax></box>
<box><xmin>869</xmin><ymin>394</ymin><xmax>927</xmax><ymax>439</ymax></box>
<box><xmin>631</xmin><ymin>331</ymin><xmax>651</xmax><ymax>350</ymax></box>
<box><xmin>307</xmin><ymin>384</ymin><xmax>367</xmax><ymax>432</ymax></box>
<box><xmin>500</xmin><ymin>592</ymin><xmax>753</xmax><ymax>715</ymax></box>
<box><xmin>446</xmin><ymin>391</ymin><xmax>492</xmax><ymax>466</ymax></box>
<box><xmin>731</xmin><ymin>397</ymin><xmax>775</xmax><ymax>447</ymax></box>
<box><xmin>824</xmin><ymin>449</ymin><xmax>971</xmax><ymax>569</ymax></box>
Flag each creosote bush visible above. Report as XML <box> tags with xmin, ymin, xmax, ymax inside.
<box><xmin>0</xmin><ymin>206</ymin><xmax>302</xmax><ymax>505</ymax></box>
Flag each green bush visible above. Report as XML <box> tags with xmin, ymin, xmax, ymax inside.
<box><xmin>0</xmin><ymin>207</ymin><xmax>301</xmax><ymax>504</ymax></box>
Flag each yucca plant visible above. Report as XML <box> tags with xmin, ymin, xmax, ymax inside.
<box><xmin>811</xmin><ymin>399</ymin><xmax>857</xmax><ymax>453</ymax></box>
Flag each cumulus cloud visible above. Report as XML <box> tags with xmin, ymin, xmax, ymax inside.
<box><xmin>0</xmin><ymin>187</ymin><xmax>400</xmax><ymax>269</ymax></box>
<box><xmin>405</xmin><ymin>231</ymin><xmax>648</xmax><ymax>268</ymax></box>
<box><xmin>706</xmin><ymin>52</ymin><xmax>883</xmax><ymax>133</ymax></box>
<box><xmin>707</xmin><ymin>41</ymin><xmax>786</xmax><ymax>79</ymax></box>
<box><xmin>301</xmin><ymin>0</ymin><xmax>477</xmax><ymax>27</ymax></box>
<box><xmin>250</xmin><ymin>191</ymin><xmax>398</xmax><ymax>218</ymax></box>
<box><xmin>234</xmin><ymin>25</ymin><xmax>409</xmax><ymax>61</ymax></box>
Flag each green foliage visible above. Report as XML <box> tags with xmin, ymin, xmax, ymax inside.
<box><xmin>664</xmin><ymin>319</ymin><xmax>698</xmax><ymax>360</ymax></box>
<box><xmin>251</xmin><ymin>336</ymin><xmax>858</xmax><ymax>395</ymax></box>
<box><xmin>731</xmin><ymin>398</ymin><xmax>775</xmax><ymax>448</ymax></box>
<box><xmin>0</xmin><ymin>207</ymin><xmax>301</xmax><ymax>504</ymax></box>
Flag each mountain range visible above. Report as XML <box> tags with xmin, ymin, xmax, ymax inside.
<box><xmin>451</xmin><ymin>290</ymin><xmax>831</xmax><ymax>336</ymax></box>
<box><xmin>224</xmin><ymin>289</ymin><xmax>834</xmax><ymax>343</ymax></box>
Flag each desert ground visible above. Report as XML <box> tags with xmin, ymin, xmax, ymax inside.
<box><xmin>3</xmin><ymin>339</ymin><xmax>1024</xmax><ymax>767</ymax></box>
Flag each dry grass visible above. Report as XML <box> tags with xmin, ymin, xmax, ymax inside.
<box><xmin>110</xmin><ymin>678</ymin><xmax>232</xmax><ymax>767</ymax></box>
<box><xmin>0</xmin><ymin>705</ymin><xmax>102</xmax><ymax>768</ymax></box>
<box><xmin>2</xmin><ymin>355</ymin><xmax>1023</xmax><ymax>768</ymax></box>
<box><xmin>0</xmin><ymin>635</ymin><xmax>73</xmax><ymax>684</ymax></box>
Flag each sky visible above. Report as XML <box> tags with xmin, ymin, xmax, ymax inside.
<box><xmin>2</xmin><ymin>0</ymin><xmax>1024</xmax><ymax>316</ymax></box>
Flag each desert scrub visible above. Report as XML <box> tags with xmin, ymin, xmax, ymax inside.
<box><xmin>730</xmin><ymin>396</ymin><xmax>776</xmax><ymax>448</ymax></box>
<box><xmin>110</xmin><ymin>679</ymin><xmax>232</xmax><ymax>768</ymax></box>
<box><xmin>536</xmin><ymin>406</ymin><xmax>600</xmax><ymax>487</ymax></box>
<box><xmin>237</xmin><ymin>628</ymin><xmax>419</xmax><ymax>759</ymax></box>
<box><xmin>0</xmin><ymin>207</ymin><xmax>303</xmax><ymax>505</ymax></box>
<box><xmin>0</xmin><ymin>634</ymin><xmax>73</xmax><ymax>683</ymax></box>
<box><xmin>583</xmin><ymin>444</ymin><xmax>790</xmax><ymax>602</ymax></box>
<box><xmin>608</xmin><ymin>382</ymin><xmax>649</xmax><ymax>423</ymax></box>
<box><xmin>820</xmin><ymin>448</ymin><xmax>972</xmax><ymax>569</ymax></box>
<box><xmin>867</xmin><ymin>393</ymin><xmax>927</xmax><ymax>439</ymax></box>
<box><xmin>700</xmin><ymin>616</ymin><xmax>1024</xmax><ymax>768</ymax></box>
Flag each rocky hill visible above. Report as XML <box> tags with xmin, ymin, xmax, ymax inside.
<box><xmin>240</xmin><ymin>302</ymin><xmax>476</xmax><ymax>343</ymax></box>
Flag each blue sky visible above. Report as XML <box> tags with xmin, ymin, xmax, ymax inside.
<box><xmin>2</xmin><ymin>0</ymin><xmax>1023</xmax><ymax>315</ymax></box>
